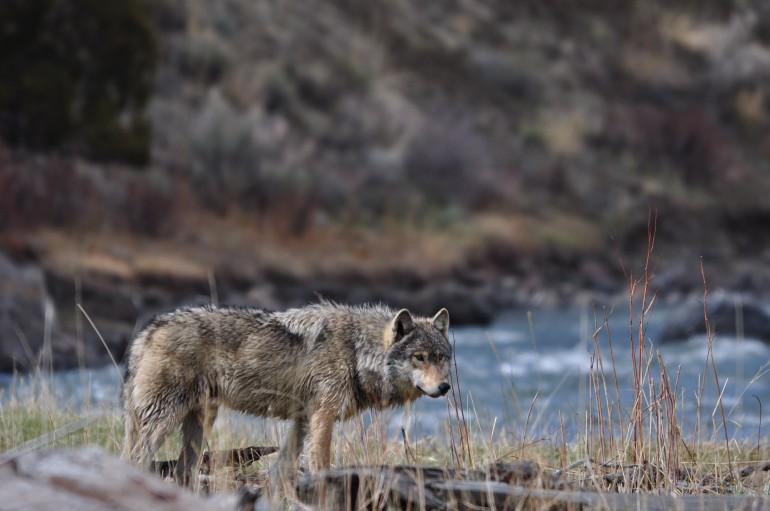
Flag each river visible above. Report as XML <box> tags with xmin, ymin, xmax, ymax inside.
<box><xmin>2</xmin><ymin>306</ymin><xmax>768</xmax><ymax>443</ymax></box>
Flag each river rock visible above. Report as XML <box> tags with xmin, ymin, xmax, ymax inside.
<box><xmin>659</xmin><ymin>291</ymin><xmax>770</xmax><ymax>343</ymax></box>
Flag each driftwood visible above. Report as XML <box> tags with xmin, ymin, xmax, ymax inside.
<box><xmin>296</xmin><ymin>463</ymin><xmax>770</xmax><ymax>511</ymax></box>
<box><xmin>150</xmin><ymin>445</ymin><xmax>278</xmax><ymax>479</ymax></box>
<box><xmin>296</xmin><ymin>463</ymin><xmax>573</xmax><ymax>510</ymax></box>
<box><xmin>737</xmin><ymin>459</ymin><xmax>770</xmax><ymax>479</ymax></box>
<box><xmin>570</xmin><ymin>457</ymin><xmax>770</xmax><ymax>494</ymax></box>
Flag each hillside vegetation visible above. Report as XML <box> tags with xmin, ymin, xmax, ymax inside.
<box><xmin>1</xmin><ymin>0</ymin><xmax>770</xmax><ymax>339</ymax></box>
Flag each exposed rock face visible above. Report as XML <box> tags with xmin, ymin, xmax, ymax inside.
<box><xmin>0</xmin><ymin>247</ymin><xmax>511</xmax><ymax>371</ymax></box>
<box><xmin>0</xmin><ymin>252</ymin><xmax>63</xmax><ymax>371</ymax></box>
<box><xmin>659</xmin><ymin>291</ymin><xmax>770</xmax><ymax>343</ymax></box>
<box><xmin>0</xmin><ymin>252</ymin><xmax>135</xmax><ymax>372</ymax></box>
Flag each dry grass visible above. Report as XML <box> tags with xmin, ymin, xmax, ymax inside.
<box><xmin>2</xmin><ymin>353</ymin><xmax>769</xmax><ymax>501</ymax></box>
<box><xmin>1</xmin><ymin>360</ymin><xmax>769</xmax><ymax>506</ymax></box>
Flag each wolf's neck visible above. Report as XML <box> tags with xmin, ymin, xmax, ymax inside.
<box><xmin>351</xmin><ymin>340</ymin><xmax>395</xmax><ymax>409</ymax></box>
<box><xmin>355</xmin><ymin>352</ymin><xmax>419</xmax><ymax>410</ymax></box>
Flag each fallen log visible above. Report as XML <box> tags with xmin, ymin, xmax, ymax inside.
<box><xmin>296</xmin><ymin>464</ymin><xmax>770</xmax><ymax>511</ymax></box>
<box><xmin>737</xmin><ymin>459</ymin><xmax>770</xmax><ymax>479</ymax></box>
<box><xmin>150</xmin><ymin>445</ymin><xmax>278</xmax><ymax>478</ymax></box>
<box><xmin>296</xmin><ymin>463</ymin><xmax>572</xmax><ymax>510</ymax></box>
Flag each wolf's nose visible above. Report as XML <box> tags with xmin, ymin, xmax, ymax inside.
<box><xmin>438</xmin><ymin>382</ymin><xmax>451</xmax><ymax>396</ymax></box>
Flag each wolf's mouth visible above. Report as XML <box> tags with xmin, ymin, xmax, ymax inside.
<box><xmin>417</xmin><ymin>385</ymin><xmax>450</xmax><ymax>398</ymax></box>
<box><xmin>417</xmin><ymin>386</ymin><xmax>435</xmax><ymax>398</ymax></box>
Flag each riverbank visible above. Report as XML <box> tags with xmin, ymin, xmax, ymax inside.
<box><xmin>4</xmin><ymin>206</ymin><xmax>770</xmax><ymax>373</ymax></box>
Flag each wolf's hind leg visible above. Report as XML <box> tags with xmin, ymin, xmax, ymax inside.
<box><xmin>175</xmin><ymin>401</ymin><xmax>218</xmax><ymax>489</ymax></box>
<box><xmin>176</xmin><ymin>409</ymin><xmax>205</xmax><ymax>487</ymax></box>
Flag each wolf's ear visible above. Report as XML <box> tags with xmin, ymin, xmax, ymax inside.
<box><xmin>386</xmin><ymin>309</ymin><xmax>415</xmax><ymax>346</ymax></box>
<box><xmin>431</xmin><ymin>308</ymin><xmax>449</xmax><ymax>337</ymax></box>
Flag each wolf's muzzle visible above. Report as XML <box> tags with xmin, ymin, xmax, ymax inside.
<box><xmin>419</xmin><ymin>382</ymin><xmax>451</xmax><ymax>398</ymax></box>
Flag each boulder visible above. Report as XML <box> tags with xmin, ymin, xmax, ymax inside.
<box><xmin>659</xmin><ymin>291</ymin><xmax>770</xmax><ymax>343</ymax></box>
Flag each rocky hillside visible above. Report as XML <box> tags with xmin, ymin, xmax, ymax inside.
<box><xmin>2</xmin><ymin>0</ymin><xmax>770</xmax><ymax>370</ymax></box>
<box><xmin>145</xmin><ymin>0</ymin><xmax>770</xmax><ymax>284</ymax></box>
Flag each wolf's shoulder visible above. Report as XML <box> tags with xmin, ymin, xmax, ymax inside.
<box><xmin>294</xmin><ymin>300</ymin><xmax>395</xmax><ymax>318</ymax></box>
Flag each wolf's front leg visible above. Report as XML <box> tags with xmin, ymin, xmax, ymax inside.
<box><xmin>309</xmin><ymin>408</ymin><xmax>335</xmax><ymax>471</ymax></box>
<box><xmin>270</xmin><ymin>417</ymin><xmax>308</xmax><ymax>491</ymax></box>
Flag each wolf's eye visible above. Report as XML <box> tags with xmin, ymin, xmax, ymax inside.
<box><xmin>414</xmin><ymin>354</ymin><xmax>425</xmax><ymax>362</ymax></box>
<box><xmin>437</xmin><ymin>354</ymin><xmax>445</xmax><ymax>362</ymax></box>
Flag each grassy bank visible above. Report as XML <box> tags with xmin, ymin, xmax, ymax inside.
<box><xmin>1</xmin><ymin>387</ymin><xmax>769</xmax><ymax>498</ymax></box>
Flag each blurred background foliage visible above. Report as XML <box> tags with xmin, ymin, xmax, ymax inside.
<box><xmin>0</xmin><ymin>0</ymin><xmax>157</xmax><ymax>164</ymax></box>
<box><xmin>1</xmin><ymin>0</ymin><xmax>770</xmax><ymax>304</ymax></box>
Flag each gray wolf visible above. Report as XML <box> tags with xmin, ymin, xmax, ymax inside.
<box><xmin>122</xmin><ymin>302</ymin><xmax>452</xmax><ymax>486</ymax></box>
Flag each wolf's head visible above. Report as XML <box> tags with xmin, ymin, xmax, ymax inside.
<box><xmin>384</xmin><ymin>308</ymin><xmax>453</xmax><ymax>399</ymax></box>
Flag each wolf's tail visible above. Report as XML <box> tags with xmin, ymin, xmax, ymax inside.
<box><xmin>121</xmin><ymin>364</ymin><xmax>139</xmax><ymax>460</ymax></box>
<box><xmin>121</xmin><ymin>406</ymin><xmax>145</xmax><ymax>461</ymax></box>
